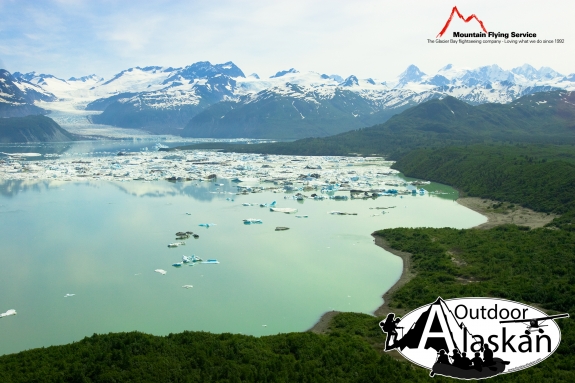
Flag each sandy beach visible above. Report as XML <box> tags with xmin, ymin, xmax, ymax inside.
<box><xmin>309</xmin><ymin>196</ymin><xmax>557</xmax><ymax>334</ymax></box>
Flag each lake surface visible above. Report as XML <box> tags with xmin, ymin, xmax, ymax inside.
<box><xmin>0</xmin><ymin>176</ymin><xmax>484</xmax><ymax>356</ymax></box>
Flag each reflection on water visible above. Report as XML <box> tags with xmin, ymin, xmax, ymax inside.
<box><xmin>0</xmin><ymin>179</ymin><xmax>485</xmax><ymax>356</ymax></box>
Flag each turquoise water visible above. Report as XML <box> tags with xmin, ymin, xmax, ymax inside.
<box><xmin>0</xmin><ymin>179</ymin><xmax>484</xmax><ymax>355</ymax></box>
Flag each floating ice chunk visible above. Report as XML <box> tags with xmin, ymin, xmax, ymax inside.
<box><xmin>172</xmin><ymin>262</ymin><xmax>183</xmax><ymax>267</ymax></box>
<box><xmin>155</xmin><ymin>269</ymin><xmax>167</xmax><ymax>275</ymax></box>
<box><xmin>0</xmin><ymin>309</ymin><xmax>17</xmax><ymax>318</ymax></box>
<box><xmin>243</xmin><ymin>218</ymin><xmax>262</xmax><ymax>224</ymax></box>
<box><xmin>182</xmin><ymin>285</ymin><xmax>194</xmax><ymax>289</ymax></box>
<box><xmin>64</xmin><ymin>294</ymin><xmax>75</xmax><ymax>298</ymax></box>
<box><xmin>198</xmin><ymin>223</ymin><xmax>216</xmax><ymax>227</ymax></box>
<box><xmin>270</xmin><ymin>207</ymin><xmax>297</xmax><ymax>213</ymax></box>
<box><xmin>202</xmin><ymin>259</ymin><xmax>220</xmax><ymax>264</ymax></box>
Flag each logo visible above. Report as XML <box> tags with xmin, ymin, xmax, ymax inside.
<box><xmin>380</xmin><ymin>297</ymin><xmax>568</xmax><ymax>380</ymax></box>
<box><xmin>437</xmin><ymin>6</ymin><xmax>487</xmax><ymax>38</ymax></box>
<box><xmin>429</xmin><ymin>6</ymin><xmax>544</xmax><ymax>43</ymax></box>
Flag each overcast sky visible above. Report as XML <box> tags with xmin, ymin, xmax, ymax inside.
<box><xmin>1</xmin><ymin>0</ymin><xmax>573</xmax><ymax>80</ymax></box>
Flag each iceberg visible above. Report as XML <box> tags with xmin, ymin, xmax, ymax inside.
<box><xmin>243</xmin><ymin>218</ymin><xmax>263</xmax><ymax>224</ymax></box>
<box><xmin>0</xmin><ymin>309</ymin><xmax>17</xmax><ymax>318</ymax></box>
<box><xmin>154</xmin><ymin>269</ymin><xmax>167</xmax><ymax>275</ymax></box>
<box><xmin>270</xmin><ymin>207</ymin><xmax>298</xmax><ymax>213</ymax></box>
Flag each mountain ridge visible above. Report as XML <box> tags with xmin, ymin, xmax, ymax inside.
<box><xmin>5</xmin><ymin>62</ymin><xmax>575</xmax><ymax>138</ymax></box>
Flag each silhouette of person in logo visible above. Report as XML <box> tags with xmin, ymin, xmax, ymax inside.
<box><xmin>460</xmin><ymin>352</ymin><xmax>472</xmax><ymax>369</ymax></box>
<box><xmin>471</xmin><ymin>352</ymin><xmax>483</xmax><ymax>372</ymax></box>
<box><xmin>450</xmin><ymin>349</ymin><xmax>462</xmax><ymax>368</ymax></box>
<box><xmin>380</xmin><ymin>313</ymin><xmax>403</xmax><ymax>351</ymax></box>
<box><xmin>483</xmin><ymin>344</ymin><xmax>495</xmax><ymax>366</ymax></box>
<box><xmin>436</xmin><ymin>349</ymin><xmax>450</xmax><ymax>365</ymax></box>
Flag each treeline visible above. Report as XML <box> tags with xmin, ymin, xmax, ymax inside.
<box><xmin>0</xmin><ymin>330</ymin><xmax>433</xmax><ymax>382</ymax></box>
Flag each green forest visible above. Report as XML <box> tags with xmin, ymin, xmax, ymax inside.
<box><xmin>1</xmin><ymin>143</ymin><xmax>574</xmax><ymax>382</ymax></box>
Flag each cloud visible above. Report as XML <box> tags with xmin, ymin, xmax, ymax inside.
<box><xmin>0</xmin><ymin>0</ymin><xmax>573</xmax><ymax>80</ymax></box>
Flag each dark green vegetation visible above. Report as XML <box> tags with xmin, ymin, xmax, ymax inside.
<box><xmin>2</xmin><ymin>144</ymin><xmax>574</xmax><ymax>381</ymax></box>
<box><xmin>0</xmin><ymin>115</ymin><xmax>76</xmax><ymax>143</ymax></box>
<box><xmin>0</xmin><ymin>329</ymin><xmax>432</xmax><ymax>383</ymax></box>
<box><xmin>371</xmin><ymin>143</ymin><xmax>575</xmax><ymax>381</ymax></box>
<box><xmin>170</xmin><ymin>91</ymin><xmax>575</xmax><ymax>158</ymax></box>
<box><xmin>181</xmin><ymin>88</ymin><xmax>412</xmax><ymax>139</ymax></box>
<box><xmin>373</xmin><ymin>225</ymin><xmax>575</xmax><ymax>382</ymax></box>
<box><xmin>393</xmin><ymin>144</ymin><xmax>575</xmax><ymax>229</ymax></box>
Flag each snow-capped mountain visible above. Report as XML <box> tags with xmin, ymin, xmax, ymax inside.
<box><xmin>0</xmin><ymin>69</ymin><xmax>56</xmax><ymax>117</ymax></box>
<box><xmin>6</xmin><ymin>61</ymin><xmax>575</xmax><ymax>138</ymax></box>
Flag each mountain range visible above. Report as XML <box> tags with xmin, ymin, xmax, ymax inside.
<box><xmin>1</xmin><ymin>61</ymin><xmax>574</xmax><ymax>139</ymax></box>
<box><xmin>175</xmin><ymin>90</ymin><xmax>575</xmax><ymax>158</ymax></box>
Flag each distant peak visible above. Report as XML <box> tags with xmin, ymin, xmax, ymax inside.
<box><xmin>340</xmin><ymin>75</ymin><xmax>359</xmax><ymax>87</ymax></box>
<box><xmin>249</xmin><ymin>73</ymin><xmax>260</xmax><ymax>79</ymax></box>
<box><xmin>68</xmin><ymin>74</ymin><xmax>101</xmax><ymax>82</ymax></box>
<box><xmin>398</xmin><ymin>65</ymin><xmax>426</xmax><ymax>84</ymax></box>
<box><xmin>270</xmin><ymin>68</ymin><xmax>299</xmax><ymax>78</ymax></box>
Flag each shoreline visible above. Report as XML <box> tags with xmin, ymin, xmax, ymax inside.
<box><xmin>308</xmin><ymin>234</ymin><xmax>414</xmax><ymax>334</ymax></box>
<box><xmin>455</xmin><ymin>197</ymin><xmax>557</xmax><ymax>229</ymax></box>
<box><xmin>309</xmin><ymin>196</ymin><xmax>556</xmax><ymax>334</ymax></box>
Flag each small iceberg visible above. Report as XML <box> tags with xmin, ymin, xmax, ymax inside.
<box><xmin>64</xmin><ymin>294</ymin><xmax>75</xmax><ymax>298</ymax></box>
<box><xmin>275</xmin><ymin>227</ymin><xmax>289</xmax><ymax>231</ymax></box>
<box><xmin>295</xmin><ymin>215</ymin><xmax>308</xmax><ymax>218</ymax></box>
<box><xmin>168</xmin><ymin>242</ymin><xmax>185</xmax><ymax>247</ymax></box>
<box><xmin>243</xmin><ymin>218</ymin><xmax>263</xmax><ymax>224</ymax></box>
<box><xmin>198</xmin><ymin>223</ymin><xmax>216</xmax><ymax>227</ymax></box>
<box><xmin>155</xmin><ymin>269</ymin><xmax>167</xmax><ymax>275</ymax></box>
<box><xmin>202</xmin><ymin>259</ymin><xmax>220</xmax><ymax>264</ymax></box>
<box><xmin>242</xmin><ymin>203</ymin><xmax>252</xmax><ymax>206</ymax></box>
<box><xmin>0</xmin><ymin>309</ymin><xmax>17</xmax><ymax>318</ymax></box>
<box><xmin>270</xmin><ymin>207</ymin><xmax>298</xmax><ymax>214</ymax></box>
<box><xmin>172</xmin><ymin>262</ymin><xmax>183</xmax><ymax>267</ymax></box>
<box><xmin>182</xmin><ymin>285</ymin><xmax>194</xmax><ymax>289</ymax></box>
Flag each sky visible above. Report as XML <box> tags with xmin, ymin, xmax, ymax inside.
<box><xmin>0</xmin><ymin>0</ymin><xmax>574</xmax><ymax>81</ymax></box>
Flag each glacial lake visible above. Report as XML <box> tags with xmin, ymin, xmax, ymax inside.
<box><xmin>0</xmin><ymin>176</ymin><xmax>485</xmax><ymax>356</ymax></box>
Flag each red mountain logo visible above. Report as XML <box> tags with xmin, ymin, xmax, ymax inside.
<box><xmin>437</xmin><ymin>6</ymin><xmax>488</xmax><ymax>38</ymax></box>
